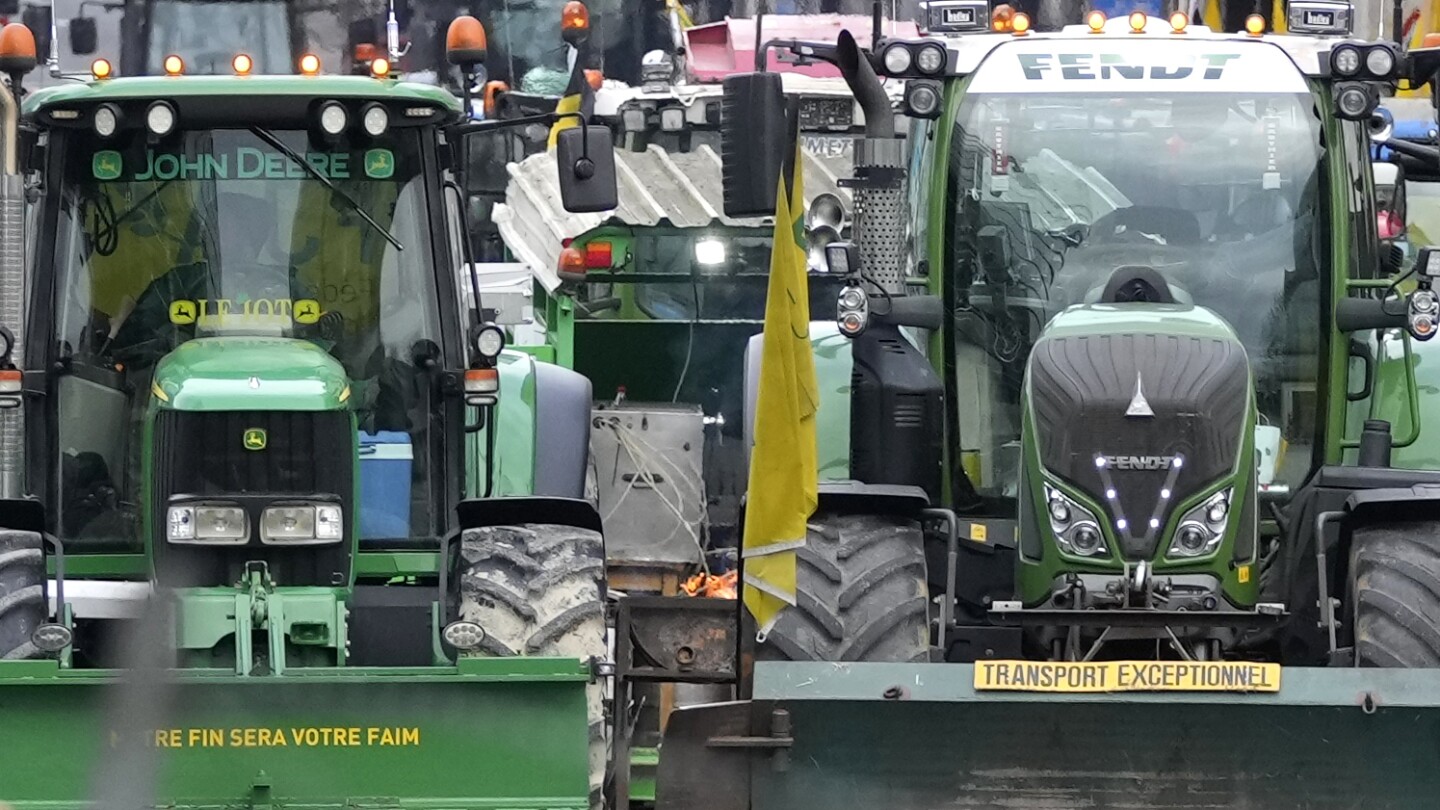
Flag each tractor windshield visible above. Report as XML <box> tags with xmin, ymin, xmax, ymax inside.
<box><xmin>52</xmin><ymin>127</ymin><xmax>442</xmax><ymax>548</ymax></box>
<box><xmin>945</xmin><ymin>89</ymin><xmax>1325</xmax><ymax>503</ymax></box>
<box><xmin>146</xmin><ymin>0</ymin><xmax>291</xmax><ymax>75</ymax></box>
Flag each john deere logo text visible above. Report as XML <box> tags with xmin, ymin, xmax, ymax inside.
<box><xmin>93</xmin><ymin>151</ymin><xmax>122</xmax><ymax>180</ymax></box>
<box><xmin>243</xmin><ymin>428</ymin><xmax>267</xmax><ymax>451</ymax></box>
<box><xmin>1018</xmin><ymin>53</ymin><xmax>1240</xmax><ymax>81</ymax></box>
<box><xmin>364</xmin><ymin>149</ymin><xmax>394</xmax><ymax>179</ymax></box>
<box><xmin>131</xmin><ymin>148</ymin><xmax>351</xmax><ymax>181</ymax></box>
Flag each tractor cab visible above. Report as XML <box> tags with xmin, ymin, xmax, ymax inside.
<box><xmin>30</xmin><ymin>66</ymin><xmax>458</xmax><ymax>566</ymax></box>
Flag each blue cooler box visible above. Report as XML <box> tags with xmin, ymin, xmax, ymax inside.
<box><xmin>358</xmin><ymin>431</ymin><xmax>413</xmax><ymax>541</ymax></box>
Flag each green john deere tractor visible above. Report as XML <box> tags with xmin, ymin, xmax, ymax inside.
<box><xmin>0</xmin><ymin>15</ymin><xmax>622</xmax><ymax>808</ymax></box>
<box><xmin>649</xmin><ymin>5</ymin><xmax>1440</xmax><ymax>808</ymax></box>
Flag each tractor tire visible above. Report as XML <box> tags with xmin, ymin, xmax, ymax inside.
<box><xmin>1352</xmin><ymin>522</ymin><xmax>1440</xmax><ymax>667</ymax></box>
<box><xmin>457</xmin><ymin>524</ymin><xmax>607</xmax><ymax>808</ymax></box>
<box><xmin>757</xmin><ymin>512</ymin><xmax>930</xmax><ymax>662</ymax></box>
<box><xmin>0</xmin><ymin>531</ymin><xmax>45</xmax><ymax>661</ymax></box>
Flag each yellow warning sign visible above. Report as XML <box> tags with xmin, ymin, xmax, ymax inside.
<box><xmin>970</xmin><ymin>523</ymin><xmax>987</xmax><ymax>543</ymax></box>
<box><xmin>1237</xmin><ymin>565</ymin><xmax>1251</xmax><ymax>584</ymax></box>
<box><xmin>139</xmin><ymin>726</ymin><xmax>421</xmax><ymax>748</ymax></box>
<box><xmin>169</xmin><ymin>300</ymin><xmax>198</xmax><ymax>324</ymax></box>
<box><xmin>974</xmin><ymin>660</ymin><xmax>1280</xmax><ymax>693</ymax></box>
<box><xmin>167</xmin><ymin>298</ymin><xmax>323</xmax><ymax>326</ymax></box>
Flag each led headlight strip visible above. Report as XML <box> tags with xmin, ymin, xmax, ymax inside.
<box><xmin>1092</xmin><ymin>452</ymin><xmax>1185</xmax><ymax>551</ymax></box>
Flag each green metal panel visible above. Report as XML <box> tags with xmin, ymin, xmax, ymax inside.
<box><xmin>0</xmin><ymin>658</ymin><xmax>589</xmax><ymax>809</ymax></box>
<box><xmin>628</xmin><ymin>747</ymin><xmax>659</xmax><ymax>803</ymax></box>
<box><xmin>1371</xmin><ymin>333</ymin><xmax>1440</xmax><ymax>469</ymax></box>
<box><xmin>23</xmin><ymin>76</ymin><xmax>462</xmax><ymax>115</ymax></box>
<box><xmin>748</xmin><ymin>662</ymin><xmax>1440</xmax><ymax>809</ymax></box>
<box><xmin>153</xmin><ymin>337</ymin><xmax>351</xmax><ymax>411</ymax></box>
<box><xmin>1042</xmin><ymin>302</ymin><xmax>1244</xmax><ymax>340</ymax></box>
<box><xmin>812</xmin><ymin>324</ymin><xmax>853</xmax><ymax>481</ymax></box>
<box><xmin>50</xmin><ymin>554</ymin><xmax>149</xmax><ymax>578</ymax></box>
<box><xmin>468</xmin><ymin>349</ymin><xmax>539</xmax><ymax>498</ymax></box>
<box><xmin>354</xmin><ymin>551</ymin><xmax>442</xmax><ymax>578</ymax></box>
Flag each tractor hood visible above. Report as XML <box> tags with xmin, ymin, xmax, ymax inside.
<box><xmin>151</xmin><ymin>337</ymin><xmax>350</xmax><ymax>411</ymax></box>
<box><xmin>1025</xmin><ymin>303</ymin><xmax>1252</xmax><ymax>560</ymax></box>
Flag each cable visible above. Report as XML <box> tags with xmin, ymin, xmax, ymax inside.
<box><xmin>1381</xmin><ymin>264</ymin><xmax>1417</xmax><ymax>316</ymax></box>
<box><xmin>671</xmin><ymin>274</ymin><xmax>699</xmax><ymax>402</ymax></box>
<box><xmin>861</xmin><ymin>272</ymin><xmax>893</xmax><ymax>315</ymax></box>
<box><xmin>598</xmin><ymin>417</ymin><xmax>710</xmax><ymax>573</ymax></box>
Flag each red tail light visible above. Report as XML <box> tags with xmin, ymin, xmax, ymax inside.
<box><xmin>585</xmin><ymin>241</ymin><xmax>613</xmax><ymax>269</ymax></box>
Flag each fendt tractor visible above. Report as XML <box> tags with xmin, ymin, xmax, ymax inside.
<box><xmin>0</xmin><ymin>13</ymin><xmax>625</xmax><ymax>808</ymax></box>
<box><xmin>646</xmin><ymin>1</ymin><xmax>1440</xmax><ymax>806</ymax></box>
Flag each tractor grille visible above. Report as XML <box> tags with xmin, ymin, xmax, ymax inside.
<box><xmin>151</xmin><ymin>410</ymin><xmax>354</xmax><ymax>588</ymax></box>
<box><xmin>154</xmin><ymin>410</ymin><xmax>351</xmax><ymax>496</ymax></box>
<box><xmin>1028</xmin><ymin>332</ymin><xmax>1249</xmax><ymax>560</ymax></box>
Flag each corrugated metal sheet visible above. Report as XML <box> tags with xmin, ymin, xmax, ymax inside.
<box><xmin>494</xmin><ymin>142</ymin><xmax>853</xmax><ymax>290</ymax></box>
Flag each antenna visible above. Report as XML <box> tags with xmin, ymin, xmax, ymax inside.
<box><xmin>386</xmin><ymin>0</ymin><xmax>407</xmax><ymax>62</ymax></box>
<box><xmin>47</xmin><ymin>0</ymin><xmax>61</xmax><ymax>78</ymax></box>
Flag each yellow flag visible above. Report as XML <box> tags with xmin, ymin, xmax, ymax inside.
<box><xmin>742</xmin><ymin>144</ymin><xmax>819</xmax><ymax>638</ymax></box>
<box><xmin>1270</xmin><ymin>0</ymin><xmax>1287</xmax><ymax>33</ymax></box>
<box><xmin>1202</xmin><ymin>0</ymin><xmax>1221</xmax><ymax>30</ymax></box>
<box><xmin>548</xmin><ymin>57</ymin><xmax>595</xmax><ymax>149</ymax></box>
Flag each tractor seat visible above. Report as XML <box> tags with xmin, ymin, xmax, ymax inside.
<box><xmin>1094</xmin><ymin>266</ymin><xmax>1179</xmax><ymax>305</ymax></box>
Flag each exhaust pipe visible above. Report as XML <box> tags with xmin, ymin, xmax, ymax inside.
<box><xmin>834</xmin><ymin>29</ymin><xmax>906</xmax><ymax>293</ymax></box>
<box><xmin>836</xmin><ymin>30</ymin><xmax>895</xmax><ymax>139</ymax></box>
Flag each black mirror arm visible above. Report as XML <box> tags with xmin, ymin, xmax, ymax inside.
<box><xmin>755</xmin><ymin>38</ymin><xmax>842</xmax><ymax>72</ymax></box>
<box><xmin>1405</xmin><ymin>46</ymin><xmax>1440</xmax><ymax>86</ymax></box>
<box><xmin>1383</xmin><ymin>138</ymin><xmax>1440</xmax><ymax>163</ymax></box>
<box><xmin>449</xmin><ymin>110</ymin><xmax>592</xmax><ymax>162</ymax></box>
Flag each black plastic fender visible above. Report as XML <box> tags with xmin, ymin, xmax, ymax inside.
<box><xmin>455</xmin><ymin>496</ymin><xmax>603</xmax><ymax>534</ymax></box>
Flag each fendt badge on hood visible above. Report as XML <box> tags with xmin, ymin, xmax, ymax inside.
<box><xmin>1110</xmin><ymin>455</ymin><xmax>1176</xmax><ymax>471</ymax></box>
<box><xmin>1126</xmin><ymin>372</ymin><xmax>1154</xmax><ymax>418</ymax></box>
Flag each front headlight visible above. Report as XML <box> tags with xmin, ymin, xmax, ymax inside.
<box><xmin>167</xmin><ymin>504</ymin><xmax>249</xmax><ymax>544</ymax></box>
<box><xmin>1044</xmin><ymin>484</ymin><xmax>1108</xmax><ymax>558</ymax></box>
<box><xmin>1167</xmin><ymin>488</ymin><xmax>1232</xmax><ymax>559</ymax></box>
<box><xmin>261</xmin><ymin>503</ymin><xmax>344</xmax><ymax>545</ymax></box>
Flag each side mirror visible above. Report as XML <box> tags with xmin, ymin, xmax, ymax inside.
<box><xmin>555</xmin><ymin>125</ymin><xmax>617</xmax><ymax>213</ymax></box>
<box><xmin>20</xmin><ymin>6</ymin><xmax>51</xmax><ymax>61</ymax></box>
<box><xmin>721</xmin><ymin>72</ymin><xmax>787</xmax><ymax>218</ymax></box>
<box><xmin>68</xmin><ymin>16</ymin><xmax>97</xmax><ymax>57</ymax></box>
<box><xmin>1374</xmin><ymin>161</ymin><xmax>1407</xmax><ymax>245</ymax></box>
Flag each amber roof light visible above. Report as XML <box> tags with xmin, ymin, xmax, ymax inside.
<box><xmin>0</xmin><ymin>23</ymin><xmax>38</xmax><ymax>75</ymax></box>
<box><xmin>446</xmin><ymin>15</ymin><xmax>488</xmax><ymax>66</ymax></box>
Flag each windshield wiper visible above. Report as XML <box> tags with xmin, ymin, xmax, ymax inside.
<box><xmin>249</xmin><ymin>127</ymin><xmax>404</xmax><ymax>251</ymax></box>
